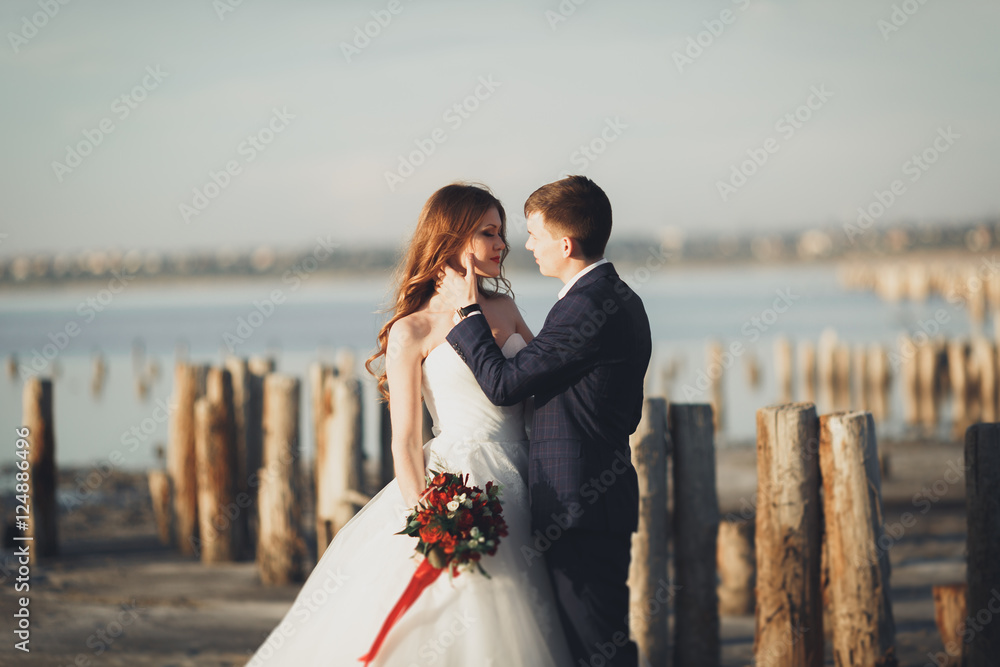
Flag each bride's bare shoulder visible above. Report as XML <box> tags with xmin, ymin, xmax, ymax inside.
<box><xmin>387</xmin><ymin>312</ymin><xmax>432</xmax><ymax>358</ymax></box>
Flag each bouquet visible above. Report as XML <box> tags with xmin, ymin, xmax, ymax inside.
<box><xmin>359</xmin><ymin>471</ymin><xmax>507</xmax><ymax>665</ymax></box>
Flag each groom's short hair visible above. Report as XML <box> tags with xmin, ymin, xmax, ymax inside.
<box><xmin>524</xmin><ymin>175</ymin><xmax>612</xmax><ymax>260</ymax></box>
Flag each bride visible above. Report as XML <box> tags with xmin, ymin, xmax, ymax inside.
<box><xmin>246</xmin><ymin>183</ymin><xmax>573</xmax><ymax>666</ymax></box>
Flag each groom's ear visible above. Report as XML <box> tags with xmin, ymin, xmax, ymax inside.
<box><xmin>561</xmin><ymin>236</ymin><xmax>575</xmax><ymax>258</ymax></box>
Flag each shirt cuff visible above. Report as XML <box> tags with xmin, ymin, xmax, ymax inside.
<box><xmin>453</xmin><ymin>310</ymin><xmax>484</xmax><ymax>325</ymax></box>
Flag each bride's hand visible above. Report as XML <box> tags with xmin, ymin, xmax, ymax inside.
<box><xmin>438</xmin><ymin>253</ymin><xmax>479</xmax><ymax>311</ymax></box>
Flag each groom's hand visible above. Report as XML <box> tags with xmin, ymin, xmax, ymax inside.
<box><xmin>438</xmin><ymin>253</ymin><xmax>479</xmax><ymax>311</ymax></box>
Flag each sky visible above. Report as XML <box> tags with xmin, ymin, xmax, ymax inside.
<box><xmin>1</xmin><ymin>0</ymin><xmax>998</xmax><ymax>258</ymax></box>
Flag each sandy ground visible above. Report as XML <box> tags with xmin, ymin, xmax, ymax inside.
<box><xmin>0</xmin><ymin>439</ymin><xmax>971</xmax><ymax>666</ymax></box>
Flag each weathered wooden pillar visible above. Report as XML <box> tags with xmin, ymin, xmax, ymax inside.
<box><xmin>932</xmin><ymin>583</ymin><xmax>966</xmax><ymax>666</ymax></box>
<box><xmin>169</xmin><ymin>362</ymin><xmax>201</xmax><ymax>555</ymax></box>
<box><xmin>971</xmin><ymin>338</ymin><xmax>996</xmax><ymax>422</ymax></box>
<box><xmin>379</xmin><ymin>398</ymin><xmax>393</xmax><ymax>488</ymax></box>
<box><xmin>706</xmin><ymin>342</ymin><xmax>724</xmax><ymax>433</ymax></box>
<box><xmin>947</xmin><ymin>340</ymin><xmax>969</xmax><ymax>435</ymax></box>
<box><xmin>965</xmin><ymin>423</ymin><xmax>1000</xmax><ymax>667</ymax></box>
<box><xmin>717</xmin><ymin>517</ymin><xmax>755</xmax><ymax>616</ymax></box>
<box><xmin>22</xmin><ymin>377</ymin><xmax>58</xmax><ymax>560</ymax></box>
<box><xmin>797</xmin><ymin>341</ymin><xmax>817</xmax><ymax>404</ymax></box>
<box><xmin>817</xmin><ymin>331</ymin><xmax>838</xmax><ymax>413</ymax></box>
<box><xmin>225</xmin><ymin>356</ymin><xmax>253</xmax><ymax>559</ymax></box>
<box><xmin>917</xmin><ymin>340</ymin><xmax>940</xmax><ymax>432</ymax></box>
<box><xmin>819</xmin><ymin>411</ymin><xmax>896</xmax><ymax>667</ymax></box>
<box><xmin>774</xmin><ymin>337</ymin><xmax>793</xmax><ymax>404</ymax></box>
<box><xmin>833</xmin><ymin>343</ymin><xmax>852</xmax><ymax>411</ymax></box>
<box><xmin>315</xmin><ymin>372</ymin><xmax>367</xmax><ymax>557</ymax></box>
<box><xmin>754</xmin><ymin>402</ymin><xmax>823</xmax><ymax>667</ymax></box>
<box><xmin>194</xmin><ymin>368</ymin><xmax>238</xmax><ymax>563</ymax></box>
<box><xmin>867</xmin><ymin>344</ymin><xmax>891</xmax><ymax>423</ymax></box>
<box><xmin>852</xmin><ymin>344</ymin><xmax>869</xmax><ymax>411</ymax></box>
<box><xmin>670</xmin><ymin>403</ymin><xmax>719</xmax><ymax>667</ymax></box>
<box><xmin>147</xmin><ymin>469</ymin><xmax>174</xmax><ymax>546</ymax></box>
<box><xmin>899</xmin><ymin>335</ymin><xmax>919</xmax><ymax>427</ymax></box>
<box><xmin>245</xmin><ymin>357</ymin><xmax>273</xmax><ymax>548</ymax></box>
<box><xmin>627</xmin><ymin>398</ymin><xmax>670</xmax><ymax>666</ymax></box>
<box><xmin>257</xmin><ymin>374</ymin><xmax>305</xmax><ymax>585</ymax></box>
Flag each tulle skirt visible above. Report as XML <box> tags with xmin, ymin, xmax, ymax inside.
<box><xmin>245</xmin><ymin>433</ymin><xmax>572</xmax><ymax>666</ymax></box>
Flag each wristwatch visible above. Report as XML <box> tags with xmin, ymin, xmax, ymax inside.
<box><xmin>454</xmin><ymin>303</ymin><xmax>482</xmax><ymax>324</ymax></box>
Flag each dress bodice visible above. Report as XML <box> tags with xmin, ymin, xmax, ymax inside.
<box><xmin>421</xmin><ymin>333</ymin><xmax>527</xmax><ymax>443</ymax></box>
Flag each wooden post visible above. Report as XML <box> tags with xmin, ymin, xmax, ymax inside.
<box><xmin>315</xmin><ymin>373</ymin><xmax>367</xmax><ymax>558</ymax></box>
<box><xmin>147</xmin><ymin>470</ymin><xmax>174</xmax><ymax>546</ymax></box>
<box><xmin>899</xmin><ymin>335</ymin><xmax>919</xmax><ymax>427</ymax></box>
<box><xmin>754</xmin><ymin>402</ymin><xmax>823</xmax><ymax>667</ymax></box>
<box><xmin>965</xmin><ymin>423</ymin><xmax>1000</xmax><ymax>666</ymax></box>
<box><xmin>817</xmin><ymin>330</ymin><xmax>837</xmax><ymax>413</ymax></box>
<box><xmin>670</xmin><ymin>403</ymin><xmax>719</xmax><ymax>667</ymax></box>
<box><xmin>245</xmin><ymin>357</ymin><xmax>272</xmax><ymax>549</ymax></box>
<box><xmin>194</xmin><ymin>368</ymin><xmax>238</xmax><ymax>563</ymax></box>
<box><xmin>971</xmin><ymin>338</ymin><xmax>996</xmax><ymax>422</ymax></box>
<box><xmin>706</xmin><ymin>342</ymin><xmax>724</xmax><ymax>433</ymax></box>
<box><xmin>310</xmin><ymin>362</ymin><xmax>334</xmax><ymax>548</ymax></box>
<box><xmin>379</xmin><ymin>398</ymin><xmax>393</xmax><ymax>488</ymax></box>
<box><xmin>257</xmin><ymin>374</ymin><xmax>305</xmax><ymax>584</ymax></box>
<box><xmin>932</xmin><ymin>583</ymin><xmax>967</xmax><ymax>666</ymax></box>
<box><xmin>947</xmin><ymin>340</ymin><xmax>969</xmax><ymax>436</ymax></box>
<box><xmin>168</xmin><ymin>362</ymin><xmax>201</xmax><ymax>555</ymax></box>
<box><xmin>917</xmin><ymin>340</ymin><xmax>940</xmax><ymax>432</ymax></box>
<box><xmin>833</xmin><ymin>343</ymin><xmax>852</xmax><ymax>412</ymax></box>
<box><xmin>819</xmin><ymin>411</ymin><xmax>896</xmax><ymax>667</ymax></box>
<box><xmin>22</xmin><ymin>377</ymin><xmax>58</xmax><ymax>560</ymax></box>
<box><xmin>852</xmin><ymin>344</ymin><xmax>869</xmax><ymax>411</ymax></box>
<box><xmin>225</xmin><ymin>356</ymin><xmax>253</xmax><ymax>559</ymax></box>
<box><xmin>797</xmin><ymin>341</ymin><xmax>817</xmax><ymax>404</ymax></box>
<box><xmin>867</xmin><ymin>344</ymin><xmax>891</xmax><ymax>423</ymax></box>
<box><xmin>717</xmin><ymin>517</ymin><xmax>755</xmax><ymax>616</ymax></box>
<box><xmin>774</xmin><ymin>337</ymin><xmax>793</xmax><ymax>404</ymax></box>
<box><xmin>627</xmin><ymin>398</ymin><xmax>670</xmax><ymax>666</ymax></box>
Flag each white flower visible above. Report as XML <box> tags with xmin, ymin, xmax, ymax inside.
<box><xmin>470</xmin><ymin>527</ymin><xmax>481</xmax><ymax>538</ymax></box>
<box><xmin>446</xmin><ymin>500</ymin><xmax>460</xmax><ymax>512</ymax></box>
<box><xmin>468</xmin><ymin>539</ymin><xmax>479</xmax><ymax>548</ymax></box>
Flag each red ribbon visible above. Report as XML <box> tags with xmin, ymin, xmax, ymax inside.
<box><xmin>358</xmin><ymin>559</ymin><xmax>445</xmax><ymax>665</ymax></box>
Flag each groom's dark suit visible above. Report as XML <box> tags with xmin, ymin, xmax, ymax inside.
<box><xmin>447</xmin><ymin>261</ymin><xmax>651</xmax><ymax>667</ymax></box>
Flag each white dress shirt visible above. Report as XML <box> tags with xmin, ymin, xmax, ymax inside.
<box><xmin>558</xmin><ymin>257</ymin><xmax>609</xmax><ymax>300</ymax></box>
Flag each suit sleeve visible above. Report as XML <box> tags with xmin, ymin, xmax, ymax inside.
<box><xmin>446</xmin><ymin>293</ymin><xmax>602</xmax><ymax>406</ymax></box>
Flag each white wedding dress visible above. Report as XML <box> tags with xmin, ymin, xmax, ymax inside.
<box><xmin>246</xmin><ymin>333</ymin><xmax>572</xmax><ymax>666</ymax></box>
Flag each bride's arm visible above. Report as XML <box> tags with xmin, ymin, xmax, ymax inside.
<box><xmin>385</xmin><ymin>321</ymin><xmax>427</xmax><ymax>508</ymax></box>
<box><xmin>512</xmin><ymin>300</ymin><xmax>534</xmax><ymax>343</ymax></box>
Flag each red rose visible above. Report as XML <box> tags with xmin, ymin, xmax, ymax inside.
<box><xmin>456</xmin><ymin>511</ymin><xmax>474</xmax><ymax>530</ymax></box>
<box><xmin>440</xmin><ymin>533</ymin><xmax>457</xmax><ymax>554</ymax></box>
<box><xmin>420</xmin><ymin>525</ymin><xmax>446</xmax><ymax>544</ymax></box>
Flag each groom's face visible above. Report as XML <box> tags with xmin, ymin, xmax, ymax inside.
<box><xmin>525</xmin><ymin>212</ymin><xmax>566</xmax><ymax>279</ymax></box>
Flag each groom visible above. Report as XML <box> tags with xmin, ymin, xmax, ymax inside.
<box><xmin>442</xmin><ymin>175</ymin><xmax>651</xmax><ymax>667</ymax></box>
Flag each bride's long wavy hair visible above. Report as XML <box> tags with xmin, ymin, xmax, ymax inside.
<box><xmin>365</xmin><ymin>183</ymin><xmax>512</xmax><ymax>402</ymax></box>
